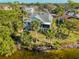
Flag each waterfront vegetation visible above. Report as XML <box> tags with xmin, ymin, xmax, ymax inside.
<box><xmin>0</xmin><ymin>0</ymin><xmax>79</xmax><ymax>59</ymax></box>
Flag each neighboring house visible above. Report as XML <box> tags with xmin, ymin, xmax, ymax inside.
<box><xmin>24</xmin><ymin>12</ymin><xmax>53</xmax><ymax>30</ymax></box>
<box><xmin>0</xmin><ymin>5</ymin><xmax>12</xmax><ymax>10</ymax></box>
<box><xmin>3</xmin><ymin>6</ymin><xmax>12</xmax><ymax>10</ymax></box>
<box><xmin>66</xmin><ymin>10</ymin><xmax>75</xmax><ymax>17</ymax></box>
<box><xmin>66</xmin><ymin>10</ymin><xmax>79</xmax><ymax>18</ymax></box>
<box><xmin>21</xmin><ymin>6</ymin><xmax>35</xmax><ymax>14</ymax></box>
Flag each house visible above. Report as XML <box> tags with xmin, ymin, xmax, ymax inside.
<box><xmin>24</xmin><ymin>12</ymin><xmax>53</xmax><ymax>30</ymax></box>
<box><xmin>75</xmin><ymin>13</ymin><xmax>79</xmax><ymax>18</ymax></box>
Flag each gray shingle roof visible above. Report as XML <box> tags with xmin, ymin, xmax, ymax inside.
<box><xmin>30</xmin><ymin>12</ymin><xmax>52</xmax><ymax>24</ymax></box>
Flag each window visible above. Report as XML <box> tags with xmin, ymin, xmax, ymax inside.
<box><xmin>41</xmin><ymin>24</ymin><xmax>50</xmax><ymax>28</ymax></box>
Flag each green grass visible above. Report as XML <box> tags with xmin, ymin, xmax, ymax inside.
<box><xmin>29</xmin><ymin>30</ymin><xmax>79</xmax><ymax>46</ymax></box>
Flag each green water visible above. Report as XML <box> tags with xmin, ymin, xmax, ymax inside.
<box><xmin>0</xmin><ymin>49</ymin><xmax>79</xmax><ymax>59</ymax></box>
<box><xmin>0</xmin><ymin>50</ymin><xmax>53</xmax><ymax>59</ymax></box>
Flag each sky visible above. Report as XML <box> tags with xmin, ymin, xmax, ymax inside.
<box><xmin>0</xmin><ymin>0</ymin><xmax>79</xmax><ymax>3</ymax></box>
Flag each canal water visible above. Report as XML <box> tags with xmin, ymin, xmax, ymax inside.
<box><xmin>0</xmin><ymin>49</ymin><xmax>79</xmax><ymax>59</ymax></box>
<box><xmin>0</xmin><ymin>50</ymin><xmax>54</xmax><ymax>59</ymax></box>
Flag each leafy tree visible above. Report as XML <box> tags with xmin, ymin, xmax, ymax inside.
<box><xmin>21</xmin><ymin>31</ymin><xmax>32</xmax><ymax>48</ymax></box>
<box><xmin>31</xmin><ymin>20</ymin><xmax>41</xmax><ymax>31</ymax></box>
<box><xmin>30</xmin><ymin>20</ymin><xmax>41</xmax><ymax>38</ymax></box>
<box><xmin>46</xmin><ymin>29</ymin><xmax>54</xmax><ymax>39</ymax></box>
<box><xmin>64</xmin><ymin>20</ymin><xmax>75</xmax><ymax>32</ymax></box>
<box><xmin>51</xmin><ymin>6</ymin><xmax>64</xmax><ymax>16</ymax></box>
<box><xmin>0</xmin><ymin>4</ymin><xmax>24</xmax><ymax>56</ymax></box>
<box><xmin>67</xmin><ymin>0</ymin><xmax>78</xmax><ymax>9</ymax></box>
<box><xmin>0</xmin><ymin>27</ymin><xmax>16</xmax><ymax>57</ymax></box>
<box><xmin>45</xmin><ymin>29</ymin><xmax>54</xmax><ymax>43</ymax></box>
<box><xmin>55</xmin><ymin>19</ymin><xmax>70</xmax><ymax>39</ymax></box>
